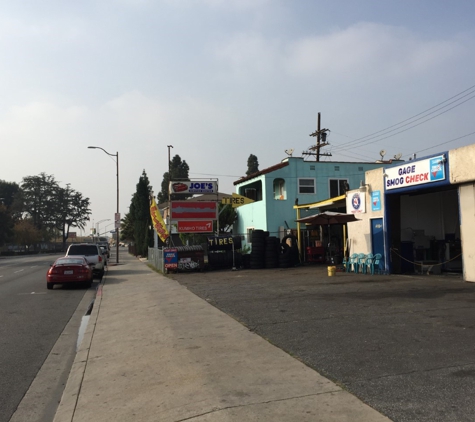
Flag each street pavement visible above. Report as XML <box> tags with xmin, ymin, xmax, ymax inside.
<box><xmin>170</xmin><ymin>264</ymin><xmax>475</xmax><ymax>422</ymax></box>
<box><xmin>54</xmin><ymin>252</ymin><xmax>391</xmax><ymax>422</ymax></box>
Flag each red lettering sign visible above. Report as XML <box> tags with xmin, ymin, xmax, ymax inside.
<box><xmin>177</xmin><ymin>220</ymin><xmax>214</xmax><ymax>233</ymax></box>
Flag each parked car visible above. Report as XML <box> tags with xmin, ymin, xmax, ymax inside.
<box><xmin>47</xmin><ymin>256</ymin><xmax>93</xmax><ymax>289</ymax></box>
<box><xmin>96</xmin><ymin>241</ymin><xmax>110</xmax><ymax>258</ymax></box>
<box><xmin>99</xmin><ymin>245</ymin><xmax>109</xmax><ymax>264</ymax></box>
<box><xmin>66</xmin><ymin>243</ymin><xmax>105</xmax><ymax>279</ymax></box>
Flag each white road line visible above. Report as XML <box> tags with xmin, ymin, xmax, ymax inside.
<box><xmin>14</xmin><ymin>269</ymin><xmax>25</xmax><ymax>273</ymax></box>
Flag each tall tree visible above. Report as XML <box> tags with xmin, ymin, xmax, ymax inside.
<box><xmin>0</xmin><ymin>180</ymin><xmax>20</xmax><ymax>246</ymax></box>
<box><xmin>246</xmin><ymin>154</ymin><xmax>259</xmax><ymax>176</ymax></box>
<box><xmin>120</xmin><ymin>210</ymin><xmax>135</xmax><ymax>243</ymax></box>
<box><xmin>20</xmin><ymin>173</ymin><xmax>91</xmax><ymax>247</ymax></box>
<box><xmin>14</xmin><ymin>219</ymin><xmax>41</xmax><ymax>249</ymax></box>
<box><xmin>20</xmin><ymin>173</ymin><xmax>58</xmax><ymax>235</ymax></box>
<box><xmin>157</xmin><ymin>154</ymin><xmax>191</xmax><ymax>203</ymax></box>
<box><xmin>132</xmin><ymin>170</ymin><xmax>153</xmax><ymax>256</ymax></box>
<box><xmin>55</xmin><ymin>184</ymin><xmax>91</xmax><ymax>251</ymax></box>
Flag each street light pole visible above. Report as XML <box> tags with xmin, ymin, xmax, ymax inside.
<box><xmin>88</xmin><ymin>146</ymin><xmax>120</xmax><ymax>264</ymax></box>
<box><xmin>96</xmin><ymin>219</ymin><xmax>110</xmax><ymax>236</ymax></box>
<box><xmin>167</xmin><ymin>145</ymin><xmax>173</xmax><ymax>246</ymax></box>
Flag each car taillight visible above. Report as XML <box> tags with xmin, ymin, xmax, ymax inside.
<box><xmin>98</xmin><ymin>256</ymin><xmax>102</xmax><ymax>262</ymax></box>
<box><xmin>48</xmin><ymin>267</ymin><xmax>60</xmax><ymax>275</ymax></box>
<box><xmin>79</xmin><ymin>266</ymin><xmax>89</xmax><ymax>273</ymax></box>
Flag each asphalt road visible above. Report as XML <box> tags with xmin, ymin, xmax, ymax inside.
<box><xmin>0</xmin><ymin>254</ymin><xmax>95</xmax><ymax>422</ymax></box>
<box><xmin>170</xmin><ymin>265</ymin><xmax>475</xmax><ymax>422</ymax></box>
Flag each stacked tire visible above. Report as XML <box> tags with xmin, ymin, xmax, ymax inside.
<box><xmin>250</xmin><ymin>230</ymin><xmax>266</xmax><ymax>269</ymax></box>
<box><xmin>279</xmin><ymin>234</ymin><xmax>299</xmax><ymax>268</ymax></box>
<box><xmin>265</xmin><ymin>236</ymin><xmax>280</xmax><ymax>268</ymax></box>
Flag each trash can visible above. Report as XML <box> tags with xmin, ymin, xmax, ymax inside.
<box><xmin>327</xmin><ymin>266</ymin><xmax>336</xmax><ymax>277</ymax></box>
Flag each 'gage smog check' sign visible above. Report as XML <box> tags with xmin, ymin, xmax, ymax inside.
<box><xmin>385</xmin><ymin>155</ymin><xmax>446</xmax><ymax>191</ymax></box>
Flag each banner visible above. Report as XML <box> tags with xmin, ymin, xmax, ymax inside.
<box><xmin>150</xmin><ymin>197</ymin><xmax>169</xmax><ymax>242</ymax></box>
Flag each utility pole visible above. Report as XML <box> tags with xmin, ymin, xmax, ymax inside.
<box><xmin>304</xmin><ymin>112</ymin><xmax>331</xmax><ymax>161</ymax></box>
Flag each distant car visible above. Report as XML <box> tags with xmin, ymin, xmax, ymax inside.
<box><xmin>96</xmin><ymin>241</ymin><xmax>110</xmax><ymax>258</ymax></box>
<box><xmin>47</xmin><ymin>256</ymin><xmax>93</xmax><ymax>289</ymax></box>
<box><xmin>66</xmin><ymin>243</ymin><xmax>105</xmax><ymax>279</ymax></box>
<box><xmin>99</xmin><ymin>245</ymin><xmax>109</xmax><ymax>263</ymax></box>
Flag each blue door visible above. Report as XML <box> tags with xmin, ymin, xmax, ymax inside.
<box><xmin>371</xmin><ymin>218</ymin><xmax>385</xmax><ymax>259</ymax></box>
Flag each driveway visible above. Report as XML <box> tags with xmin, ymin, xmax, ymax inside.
<box><xmin>169</xmin><ymin>265</ymin><xmax>475</xmax><ymax>422</ymax></box>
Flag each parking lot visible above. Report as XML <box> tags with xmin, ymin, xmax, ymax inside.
<box><xmin>169</xmin><ymin>265</ymin><xmax>475</xmax><ymax>422</ymax></box>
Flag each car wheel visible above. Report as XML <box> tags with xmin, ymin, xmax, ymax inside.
<box><xmin>47</xmin><ymin>283</ymin><xmax>53</xmax><ymax>290</ymax></box>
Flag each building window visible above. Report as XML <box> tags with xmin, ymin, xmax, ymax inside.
<box><xmin>298</xmin><ymin>178</ymin><xmax>316</xmax><ymax>194</ymax></box>
<box><xmin>310</xmin><ymin>165</ymin><xmax>315</xmax><ymax>170</ymax></box>
<box><xmin>334</xmin><ymin>166</ymin><xmax>340</xmax><ymax>171</ymax></box>
<box><xmin>358</xmin><ymin>166</ymin><xmax>363</xmax><ymax>171</ymax></box>
<box><xmin>329</xmin><ymin>179</ymin><xmax>349</xmax><ymax>197</ymax></box>
<box><xmin>273</xmin><ymin>178</ymin><xmax>286</xmax><ymax>200</ymax></box>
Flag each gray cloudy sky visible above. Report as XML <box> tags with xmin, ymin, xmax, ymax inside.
<box><xmin>1</xmin><ymin>0</ymin><xmax>475</xmax><ymax>234</ymax></box>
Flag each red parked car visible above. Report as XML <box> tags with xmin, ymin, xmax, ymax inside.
<box><xmin>47</xmin><ymin>256</ymin><xmax>93</xmax><ymax>289</ymax></box>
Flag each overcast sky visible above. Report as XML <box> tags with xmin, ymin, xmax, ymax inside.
<box><xmin>1</xmin><ymin>0</ymin><xmax>475</xmax><ymax>235</ymax></box>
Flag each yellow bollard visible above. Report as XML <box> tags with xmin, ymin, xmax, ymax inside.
<box><xmin>327</xmin><ymin>266</ymin><xmax>336</xmax><ymax>276</ymax></box>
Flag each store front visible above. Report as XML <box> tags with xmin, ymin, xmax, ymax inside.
<box><xmin>383</xmin><ymin>152</ymin><xmax>461</xmax><ymax>275</ymax></box>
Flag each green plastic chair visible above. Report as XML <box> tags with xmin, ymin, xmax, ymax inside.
<box><xmin>347</xmin><ymin>253</ymin><xmax>358</xmax><ymax>272</ymax></box>
<box><xmin>365</xmin><ymin>253</ymin><xmax>374</xmax><ymax>275</ymax></box>
<box><xmin>373</xmin><ymin>253</ymin><xmax>383</xmax><ymax>274</ymax></box>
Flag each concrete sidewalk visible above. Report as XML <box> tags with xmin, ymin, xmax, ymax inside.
<box><xmin>54</xmin><ymin>252</ymin><xmax>392</xmax><ymax>422</ymax></box>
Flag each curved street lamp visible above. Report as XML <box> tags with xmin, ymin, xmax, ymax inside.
<box><xmin>96</xmin><ymin>218</ymin><xmax>110</xmax><ymax>236</ymax></box>
<box><xmin>88</xmin><ymin>146</ymin><xmax>120</xmax><ymax>264</ymax></box>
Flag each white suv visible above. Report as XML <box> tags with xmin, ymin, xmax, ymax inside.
<box><xmin>66</xmin><ymin>243</ymin><xmax>105</xmax><ymax>279</ymax></box>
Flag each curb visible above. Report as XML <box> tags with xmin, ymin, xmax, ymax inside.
<box><xmin>53</xmin><ymin>279</ymin><xmax>104</xmax><ymax>422</ymax></box>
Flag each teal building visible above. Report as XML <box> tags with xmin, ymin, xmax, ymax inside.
<box><xmin>234</xmin><ymin>157</ymin><xmax>385</xmax><ymax>247</ymax></box>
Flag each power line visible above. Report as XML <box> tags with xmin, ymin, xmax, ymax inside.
<box><xmin>336</xmin><ymin>92</ymin><xmax>475</xmax><ymax>152</ymax></box>
<box><xmin>411</xmin><ymin>130</ymin><xmax>475</xmax><ymax>156</ymax></box>
<box><xmin>332</xmin><ymin>83</ymin><xmax>475</xmax><ymax>151</ymax></box>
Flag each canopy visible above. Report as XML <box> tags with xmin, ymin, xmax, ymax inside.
<box><xmin>295</xmin><ymin>211</ymin><xmax>360</xmax><ymax>225</ymax></box>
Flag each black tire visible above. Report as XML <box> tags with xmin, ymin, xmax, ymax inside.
<box><xmin>47</xmin><ymin>283</ymin><xmax>53</xmax><ymax>290</ymax></box>
<box><xmin>282</xmin><ymin>234</ymin><xmax>298</xmax><ymax>248</ymax></box>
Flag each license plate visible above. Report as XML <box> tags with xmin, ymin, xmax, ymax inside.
<box><xmin>64</xmin><ymin>270</ymin><xmax>73</xmax><ymax>275</ymax></box>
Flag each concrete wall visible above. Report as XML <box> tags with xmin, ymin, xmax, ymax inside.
<box><xmin>450</xmin><ymin>144</ymin><xmax>475</xmax><ymax>282</ymax></box>
<box><xmin>459</xmin><ymin>183</ymin><xmax>475</xmax><ymax>282</ymax></box>
<box><xmin>450</xmin><ymin>144</ymin><xmax>475</xmax><ymax>184</ymax></box>
<box><xmin>346</xmin><ymin>167</ymin><xmax>385</xmax><ymax>254</ymax></box>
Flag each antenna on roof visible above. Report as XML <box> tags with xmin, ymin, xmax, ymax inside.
<box><xmin>379</xmin><ymin>149</ymin><xmax>386</xmax><ymax>160</ymax></box>
<box><xmin>394</xmin><ymin>152</ymin><xmax>402</xmax><ymax>160</ymax></box>
<box><xmin>284</xmin><ymin>148</ymin><xmax>294</xmax><ymax>157</ymax></box>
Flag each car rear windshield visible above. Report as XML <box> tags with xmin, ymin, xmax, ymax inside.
<box><xmin>68</xmin><ymin>245</ymin><xmax>99</xmax><ymax>256</ymax></box>
<box><xmin>57</xmin><ymin>258</ymin><xmax>85</xmax><ymax>265</ymax></box>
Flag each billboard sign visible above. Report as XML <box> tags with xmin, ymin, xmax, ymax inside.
<box><xmin>170</xmin><ymin>181</ymin><xmax>218</xmax><ymax>195</ymax></box>
<box><xmin>177</xmin><ymin>220</ymin><xmax>214</xmax><ymax>233</ymax></box>
<box><xmin>385</xmin><ymin>155</ymin><xmax>446</xmax><ymax>191</ymax></box>
<box><xmin>170</xmin><ymin>201</ymin><xmax>217</xmax><ymax>220</ymax></box>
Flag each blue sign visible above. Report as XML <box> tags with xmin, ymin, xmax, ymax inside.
<box><xmin>429</xmin><ymin>157</ymin><xmax>445</xmax><ymax>181</ymax></box>
<box><xmin>164</xmin><ymin>248</ymin><xmax>178</xmax><ymax>269</ymax></box>
<box><xmin>371</xmin><ymin>191</ymin><xmax>381</xmax><ymax>211</ymax></box>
